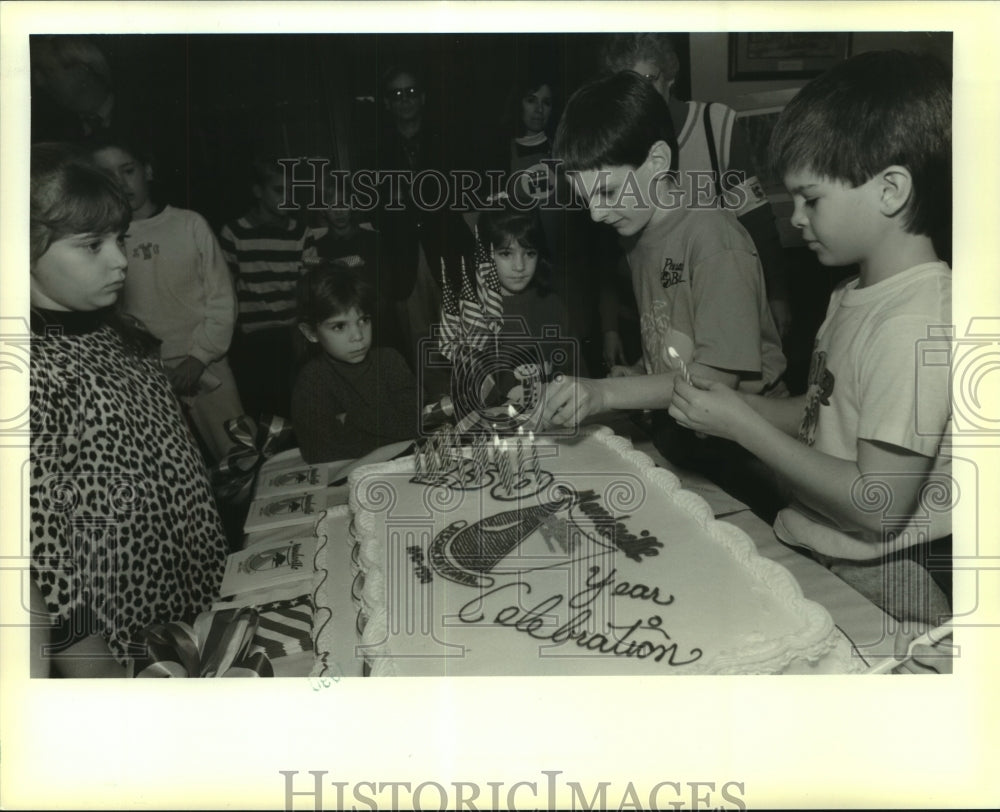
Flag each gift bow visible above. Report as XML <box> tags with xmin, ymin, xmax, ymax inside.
<box><xmin>131</xmin><ymin>606</ymin><xmax>274</xmax><ymax>678</ymax></box>
<box><xmin>211</xmin><ymin>414</ymin><xmax>294</xmax><ymax>501</ymax></box>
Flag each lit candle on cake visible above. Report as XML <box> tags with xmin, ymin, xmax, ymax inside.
<box><xmin>667</xmin><ymin>346</ymin><xmax>693</xmax><ymax>386</ymax></box>
<box><xmin>442</xmin><ymin>425</ymin><xmax>454</xmax><ymax>466</ymax></box>
<box><xmin>528</xmin><ymin>431</ymin><xmax>541</xmax><ymax>479</ymax></box>
<box><xmin>515</xmin><ymin>426</ymin><xmax>525</xmax><ymax>481</ymax></box>
<box><xmin>479</xmin><ymin>433</ymin><xmax>491</xmax><ymax>476</ymax></box>
<box><xmin>430</xmin><ymin>431</ymin><xmax>443</xmax><ymax>475</ymax></box>
<box><xmin>500</xmin><ymin>439</ymin><xmax>513</xmax><ymax>491</ymax></box>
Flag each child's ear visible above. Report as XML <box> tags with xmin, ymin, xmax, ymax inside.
<box><xmin>877</xmin><ymin>165</ymin><xmax>914</xmax><ymax>217</ymax></box>
<box><xmin>298</xmin><ymin>323</ymin><xmax>319</xmax><ymax>343</ymax></box>
<box><xmin>646</xmin><ymin>140</ymin><xmax>673</xmax><ymax>173</ymax></box>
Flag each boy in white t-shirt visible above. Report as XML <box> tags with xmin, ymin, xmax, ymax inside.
<box><xmin>92</xmin><ymin>137</ymin><xmax>244</xmax><ymax>460</ymax></box>
<box><xmin>669</xmin><ymin>51</ymin><xmax>953</xmax><ymax>664</ymax></box>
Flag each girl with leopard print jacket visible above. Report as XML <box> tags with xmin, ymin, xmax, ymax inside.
<box><xmin>28</xmin><ymin>142</ymin><xmax>229</xmax><ymax>677</ymax></box>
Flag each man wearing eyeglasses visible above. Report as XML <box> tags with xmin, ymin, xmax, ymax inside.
<box><xmin>384</xmin><ymin>69</ymin><xmax>426</xmax><ymax>161</ymax></box>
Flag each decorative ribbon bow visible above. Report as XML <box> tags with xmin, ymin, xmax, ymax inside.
<box><xmin>211</xmin><ymin>414</ymin><xmax>294</xmax><ymax>502</ymax></box>
<box><xmin>130</xmin><ymin>607</ymin><xmax>273</xmax><ymax>678</ymax></box>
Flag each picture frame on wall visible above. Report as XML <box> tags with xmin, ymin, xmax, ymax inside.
<box><xmin>728</xmin><ymin>32</ymin><xmax>852</xmax><ymax>80</ymax></box>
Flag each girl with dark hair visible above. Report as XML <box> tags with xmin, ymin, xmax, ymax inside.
<box><xmin>29</xmin><ymin>142</ymin><xmax>228</xmax><ymax>677</ymax></box>
<box><xmin>459</xmin><ymin>204</ymin><xmax>583</xmax><ymax>416</ymax></box>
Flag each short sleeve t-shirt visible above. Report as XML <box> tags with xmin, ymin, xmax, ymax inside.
<box><xmin>775</xmin><ymin>262</ymin><xmax>952</xmax><ymax>560</ymax></box>
<box><xmin>624</xmin><ymin>204</ymin><xmax>785</xmax><ymax>391</ymax></box>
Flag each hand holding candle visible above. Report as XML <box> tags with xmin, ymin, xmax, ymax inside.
<box><xmin>667</xmin><ymin>346</ymin><xmax>694</xmax><ymax>386</ymax></box>
<box><xmin>668</xmin><ymin>346</ymin><xmax>706</xmax><ymax>438</ymax></box>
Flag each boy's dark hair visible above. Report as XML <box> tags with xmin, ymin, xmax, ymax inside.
<box><xmin>30</xmin><ymin>141</ymin><xmax>131</xmax><ymax>264</ymax></box>
<box><xmin>769</xmin><ymin>49</ymin><xmax>951</xmax><ymax>237</ymax></box>
<box><xmin>250</xmin><ymin>156</ymin><xmax>283</xmax><ymax>187</ymax></box>
<box><xmin>553</xmin><ymin>71</ymin><xmax>679</xmax><ymax>174</ymax></box>
<box><xmin>325</xmin><ymin>170</ymin><xmax>357</xmax><ymax>208</ymax></box>
<box><xmin>599</xmin><ymin>33</ymin><xmax>681</xmax><ymax>85</ymax></box>
<box><xmin>478</xmin><ymin>205</ymin><xmax>545</xmax><ymax>255</ymax></box>
<box><xmin>86</xmin><ymin>132</ymin><xmax>154</xmax><ymax>170</ymax></box>
<box><xmin>296</xmin><ymin>263</ymin><xmax>376</xmax><ymax>328</ymax></box>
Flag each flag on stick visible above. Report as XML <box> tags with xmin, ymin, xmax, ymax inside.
<box><xmin>439</xmin><ymin>259</ymin><xmax>462</xmax><ymax>359</ymax></box>
<box><xmin>474</xmin><ymin>226</ymin><xmax>504</xmax><ymax>330</ymax></box>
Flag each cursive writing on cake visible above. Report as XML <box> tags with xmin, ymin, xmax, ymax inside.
<box><xmin>457</xmin><ymin>581</ymin><xmax>703</xmax><ymax>666</ymax></box>
<box><xmin>568</xmin><ymin>564</ymin><xmax>674</xmax><ymax>609</ymax></box>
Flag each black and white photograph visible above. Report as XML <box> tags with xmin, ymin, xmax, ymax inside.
<box><xmin>1</xmin><ymin>1</ymin><xmax>997</xmax><ymax>810</ymax></box>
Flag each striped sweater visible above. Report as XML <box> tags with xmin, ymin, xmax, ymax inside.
<box><xmin>218</xmin><ymin>216</ymin><xmax>324</xmax><ymax>333</ymax></box>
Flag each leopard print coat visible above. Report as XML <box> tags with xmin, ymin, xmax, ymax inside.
<box><xmin>30</xmin><ymin>310</ymin><xmax>228</xmax><ymax>664</ymax></box>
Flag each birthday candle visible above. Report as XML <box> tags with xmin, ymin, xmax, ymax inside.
<box><xmin>500</xmin><ymin>439</ymin><xmax>512</xmax><ymax>491</ymax></box>
<box><xmin>529</xmin><ymin>431</ymin><xmax>541</xmax><ymax>479</ymax></box>
<box><xmin>516</xmin><ymin>426</ymin><xmax>525</xmax><ymax>479</ymax></box>
<box><xmin>496</xmin><ymin>438</ymin><xmax>506</xmax><ymax>488</ymax></box>
<box><xmin>447</xmin><ymin>426</ymin><xmax>457</xmax><ymax>469</ymax></box>
<box><xmin>507</xmin><ymin>440</ymin><xmax>517</xmax><ymax>491</ymax></box>
<box><xmin>431</xmin><ymin>431</ymin><xmax>443</xmax><ymax>474</ymax></box>
<box><xmin>667</xmin><ymin>346</ymin><xmax>693</xmax><ymax>386</ymax></box>
<box><xmin>480</xmin><ymin>434</ymin><xmax>490</xmax><ymax>475</ymax></box>
<box><xmin>472</xmin><ymin>433</ymin><xmax>483</xmax><ymax>474</ymax></box>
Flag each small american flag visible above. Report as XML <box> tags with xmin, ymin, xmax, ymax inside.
<box><xmin>458</xmin><ymin>256</ymin><xmax>490</xmax><ymax>336</ymax></box>
<box><xmin>439</xmin><ymin>260</ymin><xmax>463</xmax><ymax>359</ymax></box>
<box><xmin>474</xmin><ymin>226</ymin><xmax>504</xmax><ymax>328</ymax></box>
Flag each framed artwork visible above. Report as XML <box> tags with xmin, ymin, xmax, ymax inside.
<box><xmin>728</xmin><ymin>32</ymin><xmax>852</xmax><ymax>80</ymax></box>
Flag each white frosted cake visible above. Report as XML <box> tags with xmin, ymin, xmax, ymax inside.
<box><xmin>316</xmin><ymin>426</ymin><xmax>846</xmax><ymax>676</ymax></box>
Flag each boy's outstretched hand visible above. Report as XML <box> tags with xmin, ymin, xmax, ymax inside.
<box><xmin>541</xmin><ymin>375</ymin><xmax>606</xmax><ymax>428</ymax></box>
<box><xmin>668</xmin><ymin>378</ymin><xmax>759</xmax><ymax>444</ymax></box>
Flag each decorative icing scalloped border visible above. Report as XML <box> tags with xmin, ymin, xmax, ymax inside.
<box><xmin>340</xmin><ymin>426</ymin><xmax>838</xmax><ymax>676</ymax></box>
<box><xmin>310</xmin><ymin>504</ymin><xmax>350</xmax><ymax>679</ymax></box>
